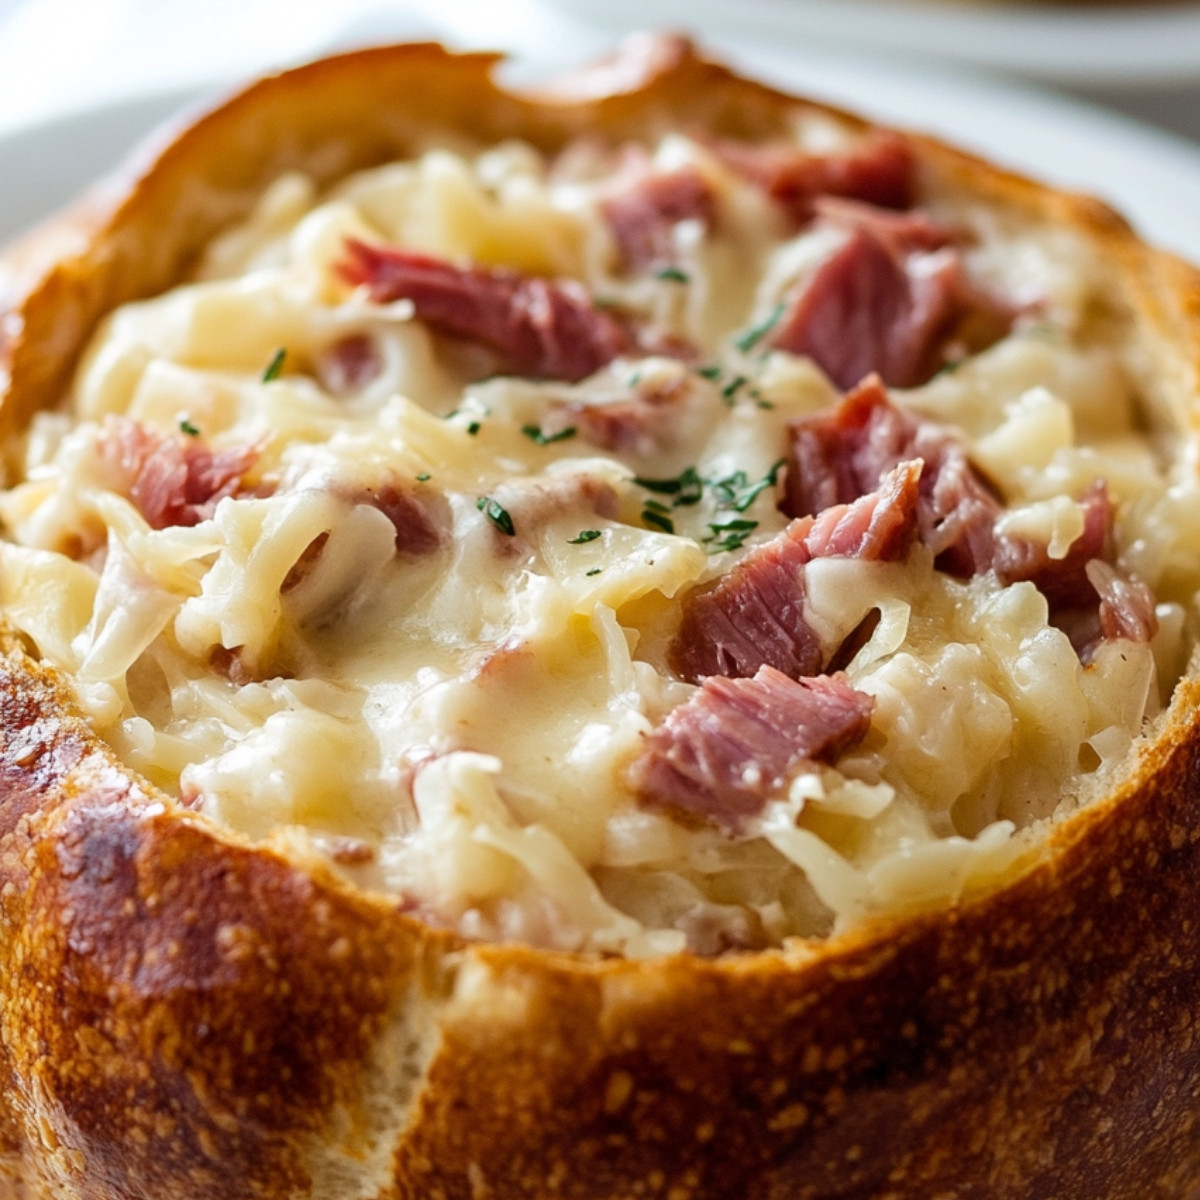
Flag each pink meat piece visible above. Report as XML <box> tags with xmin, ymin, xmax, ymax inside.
<box><xmin>601</xmin><ymin>164</ymin><xmax>717</xmax><ymax>270</ymax></box>
<box><xmin>358</xmin><ymin>482</ymin><xmax>446</xmax><ymax>557</ymax></box>
<box><xmin>784</xmin><ymin>374</ymin><xmax>923</xmax><ymax>517</ymax></box>
<box><xmin>670</xmin><ymin>460</ymin><xmax>921</xmax><ymax>684</ymax></box>
<box><xmin>491</xmin><ymin>472</ymin><xmax>620</xmax><ymax>529</ymax></box>
<box><xmin>783</xmin><ymin>376</ymin><xmax>1000</xmax><ymax>577</ymax></box>
<box><xmin>628</xmin><ymin>666</ymin><xmax>874</xmax><ymax>831</ymax></box>
<box><xmin>280</xmin><ymin>480</ymin><xmax>448</xmax><ymax>598</ymax></box>
<box><xmin>314</xmin><ymin>333</ymin><xmax>383</xmax><ymax>395</ymax></box>
<box><xmin>781</xmin><ymin>379</ymin><xmax>1156</xmax><ymax>655</ymax></box>
<box><xmin>339</xmin><ymin>240</ymin><xmax>631</xmax><ymax>383</ymax></box>
<box><xmin>768</xmin><ymin>210</ymin><xmax>975</xmax><ymax>390</ymax></box>
<box><xmin>99</xmin><ymin>417</ymin><xmax>259</xmax><ymax>531</ymax></box>
<box><xmin>813</xmin><ymin>196</ymin><xmax>952</xmax><ymax>254</ymax></box>
<box><xmin>1055</xmin><ymin>560</ymin><xmax>1159</xmax><ymax>665</ymax></box>
<box><xmin>992</xmin><ymin>481</ymin><xmax>1112</xmax><ymax>605</ymax></box>
<box><xmin>545</xmin><ymin>372</ymin><xmax>697</xmax><ymax>457</ymax></box>
<box><xmin>919</xmin><ymin>443</ymin><xmax>1003</xmax><ymax>579</ymax></box>
<box><xmin>1093</xmin><ymin>560</ymin><xmax>1158</xmax><ymax>644</ymax></box>
<box><xmin>711</xmin><ymin>129</ymin><xmax>915</xmax><ymax>227</ymax></box>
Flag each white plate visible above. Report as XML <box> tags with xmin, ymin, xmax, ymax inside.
<box><xmin>3</xmin><ymin>44</ymin><xmax>1200</xmax><ymax>265</ymax></box>
<box><xmin>555</xmin><ymin>0</ymin><xmax>1200</xmax><ymax>86</ymax></box>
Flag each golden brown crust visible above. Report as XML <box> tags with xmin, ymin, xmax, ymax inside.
<box><xmin>3</xmin><ymin>36</ymin><xmax>1200</xmax><ymax>1200</ymax></box>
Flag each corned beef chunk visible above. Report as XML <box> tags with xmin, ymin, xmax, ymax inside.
<box><xmin>99</xmin><ymin>417</ymin><xmax>260</xmax><ymax>530</ymax></box>
<box><xmin>781</xmin><ymin>377</ymin><xmax>1156</xmax><ymax>656</ymax></box>
<box><xmin>602</xmin><ymin>165</ymin><xmax>717</xmax><ymax>270</ymax></box>
<box><xmin>711</xmin><ymin>129</ymin><xmax>914</xmax><ymax>227</ymax></box>
<box><xmin>339</xmin><ymin>240</ymin><xmax>631</xmax><ymax>382</ymax></box>
<box><xmin>629</xmin><ymin>666</ymin><xmax>874</xmax><ymax>831</ymax></box>
<box><xmin>670</xmin><ymin>460</ymin><xmax>921</xmax><ymax>684</ymax></box>
<box><xmin>767</xmin><ymin>203</ymin><xmax>1011</xmax><ymax>390</ymax></box>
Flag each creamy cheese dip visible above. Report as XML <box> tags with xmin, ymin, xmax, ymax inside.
<box><xmin>1</xmin><ymin>124</ymin><xmax>1195</xmax><ymax>957</ymax></box>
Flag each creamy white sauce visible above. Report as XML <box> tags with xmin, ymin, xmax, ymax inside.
<box><xmin>0</xmin><ymin>130</ymin><xmax>1194</xmax><ymax>957</ymax></box>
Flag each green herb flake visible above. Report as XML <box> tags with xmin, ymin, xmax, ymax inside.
<box><xmin>672</xmin><ymin>466</ymin><xmax>704</xmax><ymax>508</ymax></box>
<box><xmin>710</xmin><ymin>531</ymin><xmax>755</xmax><ymax>552</ymax></box>
<box><xmin>655</xmin><ymin>266</ymin><xmax>690</xmax><ymax>283</ymax></box>
<box><xmin>586</xmin><ymin>567</ymin><xmax>603</xmax><ymax>577</ymax></box>
<box><xmin>569</xmin><ymin>530</ymin><xmax>602</xmax><ymax>545</ymax></box>
<box><xmin>721</xmin><ymin>374</ymin><xmax>748</xmax><ymax>403</ymax></box>
<box><xmin>633</xmin><ymin>473</ymin><xmax>685</xmax><ymax>496</ymax></box>
<box><xmin>636</xmin><ymin>461</ymin><xmax>783</xmax><ymax>520</ymax></box>
<box><xmin>711</xmin><ymin>471</ymin><xmax>744</xmax><ymax>505</ymax></box>
<box><xmin>711</xmin><ymin>458</ymin><xmax>786</xmax><ymax>513</ymax></box>
<box><xmin>416</xmin><ymin>472</ymin><xmax>432</xmax><ymax>482</ymax></box>
<box><xmin>476</xmin><ymin>496</ymin><xmax>516</xmax><ymax>536</ymax></box>
<box><xmin>704</xmin><ymin>517</ymin><xmax>759</xmax><ymax>552</ymax></box>
<box><xmin>641</xmin><ymin>509</ymin><xmax>675</xmax><ymax>535</ymax></box>
<box><xmin>261</xmin><ymin>347</ymin><xmax>287</xmax><ymax>383</ymax></box>
<box><xmin>695</xmin><ymin>364</ymin><xmax>723</xmax><ymax>381</ymax></box>
<box><xmin>521</xmin><ymin>424</ymin><xmax>578</xmax><ymax>446</ymax></box>
<box><xmin>634</xmin><ymin>466</ymin><xmax>704</xmax><ymax>500</ymax></box>
<box><xmin>734</xmin><ymin>303</ymin><xmax>784</xmax><ymax>354</ymax></box>
<box><xmin>178</xmin><ymin>418</ymin><xmax>201</xmax><ymax>437</ymax></box>
<box><xmin>466</xmin><ymin>421</ymin><xmax>482</xmax><ymax>436</ymax></box>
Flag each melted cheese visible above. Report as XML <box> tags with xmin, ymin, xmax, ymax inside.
<box><xmin>1</xmin><ymin>131</ymin><xmax>1196</xmax><ymax>957</ymax></box>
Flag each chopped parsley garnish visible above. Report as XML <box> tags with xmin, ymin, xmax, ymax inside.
<box><xmin>633</xmin><ymin>472</ymin><xmax>687</xmax><ymax>496</ymax></box>
<box><xmin>721</xmin><ymin>374</ymin><xmax>748</xmax><ymax>403</ymax></box>
<box><xmin>178</xmin><ymin>418</ymin><xmax>201</xmax><ymax>437</ymax></box>
<box><xmin>710</xmin><ymin>458</ymin><xmax>786</xmax><ymax>513</ymax></box>
<box><xmin>672</xmin><ymin>466</ymin><xmax>704</xmax><ymax>507</ymax></box>
<box><xmin>586</xmin><ymin>567</ymin><xmax>603</xmax><ymax>577</ymax></box>
<box><xmin>416</xmin><ymin>472</ymin><xmax>432</xmax><ymax>482</ymax></box>
<box><xmin>445</xmin><ymin>407</ymin><xmax>489</xmax><ymax>434</ymax></box>
<box><xmin>655</xmin><ymin>266</ymin><xmax>690</xmax><ymax>283</ymax></box>
<box><xmin>569</xmin><ymin>529</ymin><xmax>602</xmax><ymax>544</ymax></box>
<box><xmin>633</xmin><ymin>467</ymin><xmax>704</xmax><ymax>503</ymax></box>
<box><xmin>262</xmin><ymin>347</ymin><xmax>287</xmax><ymax>382</ymax></box>
<box><xmin>476</xmin><ymin>496</ymin><xmax>515</xmax><ymax>536</ymax></box>
<box><xmin>630</xmin><ymin>459</ymin><xmax>784</xmax><ymax>544</ymax></box>
<box><xmin>696</xmin><ymin>365</ymin><xmax>772</xmax><ymax>408</ymax></box>
<box><xmin>641</xmin><ymin>509</ymin><xmax>675</xmax><ymax>535</ymax></box>
<box><xmin>521</xmin><ymin>424</ymin><xmax>577</xmax><ymax>446</ymax></box>
<box><xmin>734</xmin><ymin>303</ymin><xmax>785</xmax><ymax>353</ymax></box>
<box><xmin>704</xmin><ymin>517</ymin><xmax>759</xmax><ymax>553</ymax></box>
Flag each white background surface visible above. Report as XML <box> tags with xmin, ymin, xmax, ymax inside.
<box><xmin>1</xmin><ymin>0</ymin><xmax>1199</xmax><ymax>253</ymax></box>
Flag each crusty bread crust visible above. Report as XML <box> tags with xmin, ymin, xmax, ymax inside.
<box><xmin>3</xmin><ymin>37</ymin><xmax>1200</xmax><ymax>1200</ymax></box>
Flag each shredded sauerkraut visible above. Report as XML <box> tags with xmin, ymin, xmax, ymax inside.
<box><xmin>1</xmin><ymin>124</ymin><xmax>1195</xmax><ymax>958</ymax></box>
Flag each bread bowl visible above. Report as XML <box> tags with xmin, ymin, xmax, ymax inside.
<box><xmin>3</xmin><ymin>31</ymin><xmax>1200</xmax><ymax>1198</ymax></box>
